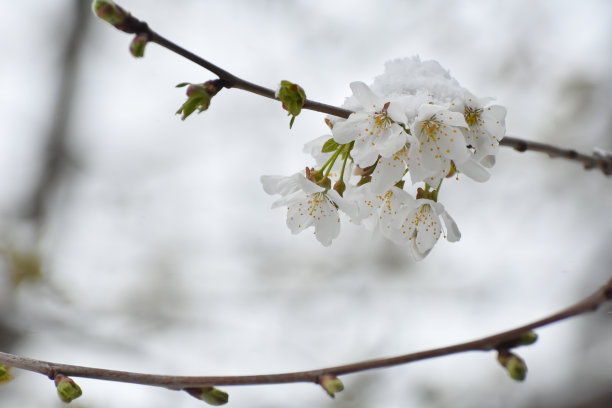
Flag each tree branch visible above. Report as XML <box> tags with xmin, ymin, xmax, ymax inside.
<box><xmin>95</xmin><ymin>12</ymin><xmax>612</xmax><ymax>176</ymax></box>
<box><xmin>2</xmin><ymin>275</ymin><xmax>611</xmax><ymax>392</ymax></box>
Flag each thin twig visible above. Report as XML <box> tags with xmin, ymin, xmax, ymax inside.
<box><xmin>2</xmin><ymin>276</ymin><xmax>610</xmax><ymax>390</ymax></box>
<box><xmin>109</xmin><ymin>19</ymin><xmax>612</xmax><ymax>176</ymax></box>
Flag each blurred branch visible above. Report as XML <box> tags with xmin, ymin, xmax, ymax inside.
<box><xmin>93</xmin><ymin>3</ymin><xmax>612</xmax><ymax>176</ymax></box>
<box><xmin>23</xmin><ymin>0</ymin><xmax>91</xmax><ymax>223</ymax></box>
<box><xmin>1</xmin><ymin>275</ymin><xmax>611</xmax><ymax>395</ymax></box>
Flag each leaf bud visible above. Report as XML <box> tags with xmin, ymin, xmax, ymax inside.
<box><xmin>276</xmin><ymin>80</ymin><xmax>306</xmax><ymax>128</ymax></box>
<box><xmin>92</xmin><ymin>0</ymin><xmax>131</xmax><ymax>30</ymax></box>
<box><xmin>0</xmin><ymin>364</ymin><xmax>12</xmax><ymax>383</ymax></box>
<box><xmin>497</xmin><ymin>350</ymin><xmax>528</xmax><ymax>381</ymax></box>
<box><xmin>176</xmin><ymin>80</ymin><xmax>223</xmax><ymax>120</ymax></box>
<box><xmin>129</xmin><ymin>33</ymin><xmax>148</xmax><ymax>57</ymax></box>
<box><xmin>319</xmin><ymin>374</ymin><xmax>344</xmax><ymax>398</ymax></box>
<box><xmin>185</xmin><ymin>387</ymin><xmax>229</xmax><ymax>406</ymax></box>
<box><xmin>55</xmin><ymin>374</ymin><xmax>82</xmax><ymax>403</ymax></box>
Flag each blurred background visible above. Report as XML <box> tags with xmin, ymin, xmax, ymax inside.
<box><xmin>1</xmin><ymin>1</ymin><xmax>611</xmax><ymax>407</ymax></box>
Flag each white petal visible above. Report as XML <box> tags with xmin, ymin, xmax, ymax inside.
<box><xmin>436</xmin><ymin>128</ymin><xmax>470</xmax><ymax>163</ymax></box>
<box><xmin>313</xmin><ymin>201</ymin><xmax>341</xmax><ymax>246</ymax></box>
<box><xmin>296</xmin><ymin>174</ymin><xmax>325</xmax><ymax>194</ymax></box>
<box><xmin>350</xmin><ymin>81</ymin><xmax>382</xmax><ymax>111</ymax></box>
<box><xmin>420</xmin><ymin>139</ymin><xmax>444</xmax><ymax>172</ymax></box>
<box><xmin>286</xmin><ymin>197</ymin><xmax>314</xmax><ymax>234</ymax></box>
<box><xmin>331</xmin><ymin>114</ymin><xmax>368</xmax><ymax>144</ymax></box>
<box><xmin>414</xmin><ymin>208</ymin><xmax>439</xmax><ymax>253</ymax></box>
<box><xmin>328</xmin><ymin>189</ymin><xmax>359</xmax><ymax>220</ymax></box>
<box><xmin>433</xmin><ymin>203</ymin><xmax>461</xmax><ymax>242</ymax></box>
<box><xmin>455</xmin><ymin>157</ymin><xmax>491</xmax><ymax>182</ymax></box>
<box><xmin>435</xmin><ymin>109</ymin><xmax>468</xmax><ymax>129</ymax></box>
<box><xmin>371</xmin><ymin>156</ymin><xmax>405</xmax><ymax>194</ymax></box>
<box><xmin>416</xmin><ymin>103</ymin><xmax>446</xmax><ymax>121</ymax></box>
<box><xmin>386</xmin><ymin>101</ymin><xmax>407</xmax><ymax>124</ymax></box>
<box><xmin>261</xmin><ymin>174</ymin><xmax>301</xmax><ymax>196</ymax></box>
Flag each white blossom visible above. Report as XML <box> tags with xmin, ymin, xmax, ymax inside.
<box><xmin>261</xmin><ymin>173</ymin><xmax>356</xmax><ymax>246</ymax></box>
<box><xmin>332</xmin><ymin>82</ymin><xmax>407</xmax><ymax>167</ymax></box>
<box><xmin>391</xmin><ymin>199</ymin><xmax>460</xmax><ymax>260</ymax></box>
<box><xmin>451</xmin><ymin>96</ymin><xmax>506</xmax><ymax>160</ymax></box>
<box><xmin>411</xmin><ymin>104</ymin><xmax>470</xmax><ymax>173</ymax></box>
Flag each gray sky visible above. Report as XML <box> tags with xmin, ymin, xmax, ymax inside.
<box><xmin>1</xmin><ymin>1</ymin><xmax>611</xmax><ymax>407</ymax></box>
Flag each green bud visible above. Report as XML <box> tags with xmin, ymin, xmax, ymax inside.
<box><xmin>185</xmin><ymin>387</ymin><xmax>229</xmax><ymax>406</ymax></box>
<box><xmin>92</xmin><ymin>0</ymin><xmax>128</xmax><ymax>26</ymax></box>
<box><xmin>0</xmin><ymin>364</ymin><xmax>12</xmax><ymax>383</ymax></box>
<box><xmin>497</xmin><ymin>351</ymin><xmax>527</xmax><ymax>382</ymax></box>
<box><xmin>176</xmin><ymin>80</ymin><xmax>222</xmax><ymax>120</ymax></box>
<box><xmin>319</xmin><ymin>374</ymin><xmax>344</xmax><ymax>398</ymax></box>
<box><xmin>497</xmin><ymin>331</ymin><xmax>539</xmax><ymax>349</ymax></box>
<box><xmin>516</xmin><ymin>331</ymin><xmax>538</xmax><ymax>346</ymax></box>
<box><xmin>333</xmin><ymin>180</ymin><xmax>346</xmax><ymax>196</ymax></box>
<box><xmin>319</xmin><ymin>177</ymin><xmax>331</xmax><ymax>190</ymax></box>
<box><xmin>129</xmin><ymin>33</ymin><xmax>147</xmax><ymax>57</ymax></box>
<box><xmin>276</xmin><ymin>80</ymin><xmax>306</xmax><ymax>128</ymax></box>
<box><xmin>55</xmin><ymin>374</ymin><xmax>82</xmax><ymax>403</ymax></box>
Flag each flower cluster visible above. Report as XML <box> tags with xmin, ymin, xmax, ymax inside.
<box><xmin>262</xmin><ymin>57</ymin><xmax>506</xmax><ymax>260</ymax></box>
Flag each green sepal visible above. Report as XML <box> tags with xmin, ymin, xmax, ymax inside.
<box><xmin>356</xmin><ymin>175</ymin><xmax>371</xmax><ymax>186</ymax></box>
<box><xmin>321</xmin><ymin>138</ymin><xmax>339</xmax><ymax>153</ymax></box>
<box><xmin>277</xmin><ymin>80</ymin><xmax>306</xmax><ymax>128</ymax></box>
<box><xmin>0</xmin><ymin>364</ymin><xmax>12</xmax><ymax>383</ymax></box>
<box><xmin>176</xmin><ymin>83</ymin><xmax>191</xmax><ymax>88</ymax></box>
<box><xmin>333</xmin><ymin>180</ymin><xmax>346</xmax><ymax>197</ymax></box>
<box><xmin>185</xmin><ymin>387</ymin><xmax>229</xmax><ymax>406</ymax></box>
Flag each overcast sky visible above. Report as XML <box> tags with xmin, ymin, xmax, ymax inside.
<box><xmin>1</xmin><ymin>1</ymin><xmax>611</xmax><ymax>407</ymax></box>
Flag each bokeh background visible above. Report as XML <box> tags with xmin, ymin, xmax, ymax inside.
<box><xmin>1</xmin><ymin>1</ymin><xmax>611</xmax><ymax>407</ymax></box>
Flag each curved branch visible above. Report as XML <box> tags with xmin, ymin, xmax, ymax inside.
<box><xmin>2</xmin><ymin>275</ymin><xmax>611</xmax><ymax>390</ymax></box>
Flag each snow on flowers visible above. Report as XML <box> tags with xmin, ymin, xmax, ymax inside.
<box><xmin>262</xmin><ymin>57</ymin><xmax>506</xmax><ymax>259</ymax></box>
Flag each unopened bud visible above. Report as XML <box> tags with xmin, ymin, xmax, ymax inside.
<box><xmin>276</xmin><ymin>80</ymin><xmax>306</xmax><ymax>128</ymax></box>
<box><xmin>185</xmin><ymin>387</ymin><xmax>229</xmax><ymax>406</ymax></box>
<box><xmin>333</xmin><ymin>180</ymin><xmax>346</xmax><ymax>196</ymax></box>
<box><xmin>319</xmin><ymin>374</ymin><xmax>344</xmax><ymax>398</ymax></box>
<box><xmin>0</xmin><ymin>364</ymin><xmax>12</xmax><ymax>383</ymax></box>
<box><xmin>516</xmin><ymin>331</ymin><xmax>538</xmax><ymax>346</ymax></box>
<box><xmin>55</xmin><ymin>374</ymin><xmax>82</xmax><ymax>403</ymax></box>
<box><xmin>129</xmin><ymin>33</ymin><xmax>148</xmax><ymax>57</ymax></box>
<box><xmin>497</xmin><ymin>331</ymin><xmax>538</xmax><ymax>349</ymax></box>
<box><xmin>176</xmin><ymin>80</ymin><xmax>223</xmax><ymax>120</ymax></box>
<box><xmin>497</xmin><ymin>350</ymin><xmax>527</xmax><ymax>381</ymax></box>
<box><xmin>92</xmin><ymin>0</ymin><xmax>136</xmax><ymax>33</ymax></box>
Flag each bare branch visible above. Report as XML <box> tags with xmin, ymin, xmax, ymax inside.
<box><xmin>2</xmin><ymin>275</ymin><xmax>610</xmax><ymax>391</ymax></box>
<box><xmin>93</xmin><ymin>12</ymin><xmax>612</xmax><ymax>176</ymax></box>
<box><xmin>501</xmin><ymin>136</ymin><xmax>612</xmax><ymax>175</ymax></box>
